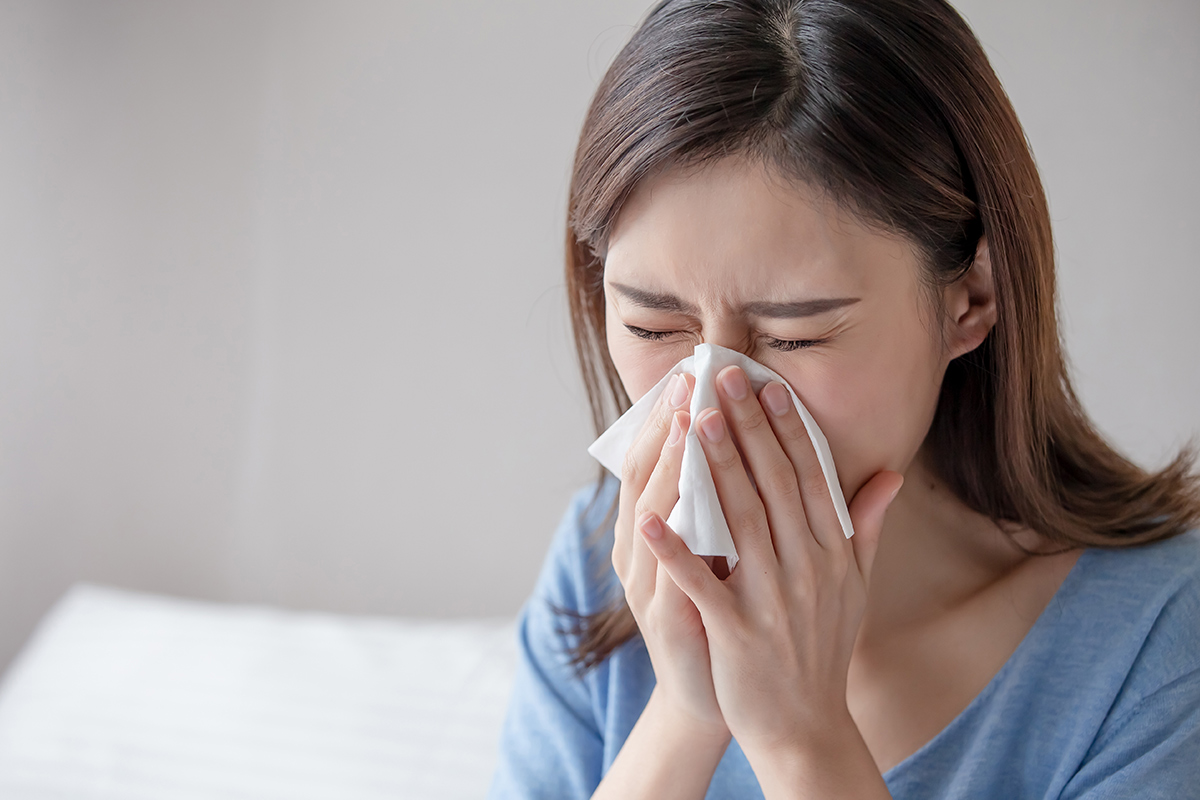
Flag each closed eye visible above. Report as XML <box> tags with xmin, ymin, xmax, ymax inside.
<box><xmin>624</xmin><ymin>324</ymin><xmax>826</xmax><ymax>352</ymax></box>
<box><xmin>623</xmin><ymin>324</ymin><xmax>674</xmax><ymax>342</ymax></box>
<box><xmin>763</xmin><ymin>337</ymin><xmax>827</xmax><ymax>352</ymax></box>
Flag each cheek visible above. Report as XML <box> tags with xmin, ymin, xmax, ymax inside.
<box><xmin>785</xmin><ymin>328</ymin><xmax>944</xmax><ymax>499</ymax></box>
<box><xmin>605</xmin><ymin>323</ymin><xmax>686</xmax><ymax>404</ymax></box>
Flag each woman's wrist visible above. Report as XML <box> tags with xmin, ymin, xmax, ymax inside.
<box><xmin>740</xmin><ymin>708</ymin><xmax>891</xmax><ymax>800</ymax></box>
<box><xmin>648</xmin><ymin>684</ymin><xmax>732</xmax><ymax>747</ymax></box>
<box><xmin>592</xmin><ymin>687</ymin><xmax>730</xmax><ymax>800</ymax></box>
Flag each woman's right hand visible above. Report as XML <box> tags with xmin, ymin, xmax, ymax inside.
<box><xmin>612</xmin><ymin>372</ymin><xmax>729</xmax><ymax>740</ymax></box>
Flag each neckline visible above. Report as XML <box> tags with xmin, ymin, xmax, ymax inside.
<box><xmin>879</xmin><ymin>544</ymin><xmax>1094</xmax><ymax>781</ymax></box>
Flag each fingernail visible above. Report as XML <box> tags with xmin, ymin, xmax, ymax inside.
<box><xmin>699</xmin><ymin>409</ymin><xmax>725</xmax><ymax>443</ymax></box>
<box><xmin>666</xmin><ymin>412</ymin><xmax>684</xmax><ymax>446</ymax></box>
<box><xmin>888</xmin><ymin>479</ymin><xmax>904</xmax><ymax>505</ymax></box>
<box><xmin>762</xmin><ymin>383</ymin><xmax>791</xmax><ymax>417</ymax></box>
<box><xmin>668</xmin><ymin>374</ymin><xmax>688</xmax><ymax>408</ymax></box>
<box><xmin>720</xmin><ymin>367</ymin><xmax>748</xmax><ymax>400</ymax></box>
<box><xmin>640</xmin><ymin>513</ymin><xmax>663</xmax><ymax>540</ymax></box>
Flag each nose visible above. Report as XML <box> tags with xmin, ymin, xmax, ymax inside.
<box><xmin>699</xmin><ymin>326</ymin><xmax>752</xmax><ymax>357</ymax></box>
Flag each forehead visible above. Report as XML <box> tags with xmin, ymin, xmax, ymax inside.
<box><xmin>603</xmin><ymin>157</ymin><xmax>916</xmax><ymax>302</ymax></box>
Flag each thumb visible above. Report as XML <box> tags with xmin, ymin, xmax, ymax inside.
<box><xmin>848</xmin><ymin>470</ymin><xmax>904</xmax><ymax>587</ymax></box>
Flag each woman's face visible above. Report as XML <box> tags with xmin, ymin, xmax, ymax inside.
<box><xmin>602</xmin><ymin>157</ymin><xmax>962</xmax><ymax>501</ymax></box>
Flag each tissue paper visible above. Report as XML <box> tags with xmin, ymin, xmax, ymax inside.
<box><xmin>588</xmin><ymin>343</ymin><xmax>853</xmax><ymax>570</ymax></box>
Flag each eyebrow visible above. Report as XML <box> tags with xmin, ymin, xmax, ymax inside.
<box><xmin>609</xmin><ymin>282</ymin><xmax>860</xmax><ymax>319</ymax></box>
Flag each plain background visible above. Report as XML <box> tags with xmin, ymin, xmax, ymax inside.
<box><xmin>0</xmin><ymin>0</ymin><xmax>1196</xmax><ymax>675</ymax></box>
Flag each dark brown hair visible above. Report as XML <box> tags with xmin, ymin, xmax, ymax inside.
<box><xmin>561</xmin><ymin>0</ymin><xmax>1200</xmax><ymax>671</ymax></box>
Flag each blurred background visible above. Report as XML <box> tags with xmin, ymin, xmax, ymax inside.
<box><xmin>0</xmin><ymin>0</ymin><xmax>1196</xmax><ymax>675</ymax></box>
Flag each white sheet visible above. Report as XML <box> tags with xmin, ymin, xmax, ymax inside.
<box><xmin>0</xmin><ymin>584</ymin><xmax>516</xmax><ymax>800</ymax></box>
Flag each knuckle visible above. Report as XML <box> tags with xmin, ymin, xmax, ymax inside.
<box><xmin>648</xmin><ymin>401</ymin><xmax>674</xmax><ymax>437</ymax></box>
<box><xmin>729</xmin><ymin>501</ymin><xmax>768</xmax><ymax>540</ymax></box>
<box><xmin>800</xmin><ymin>467</ymin><xmax>831</xmax><ymax>501</ymax></box>
<box><xmin>622</xmin><ymin>574</ymin><xmax>650</xmax><ymax>609</ymax></box>
<box><xmin>620</xmin><ymin>448</ymin><xmax>645</xmax><ymax>486</ymax></box>
<box><xmin>761</xmin><ymin>458</ymin><xmax>799</xmax><ymax>499</ymax></box>
<box><xmin>681</xmin><ymin>570</ymin><xmax>708</xmax><ymax>599</ymax></box>
<box><xmin>778</xmin><ymin>419</ymin><xmax>812</xmax><ymax>447</ymax></box>
<box><xmin>611</xmin><ymin>544</ymin><xmax>628</xmax><ymax>582</ymax></box>
<box><xmin>710</xmin><ymin>445</ymin><xmax>742</xmax><ymax>474</ymax></box>
<box><xmin>751</xmin><ymin>587</ymin><xmax>787</xmax><ymax>632</ymax></box>
<box><xmin>786</xmin><ymin>577</ymin><xmax>812</xmax><ymax>608</ymax></box>
<box><xmin>649</xmin><ymin>447</ymin><xmax>681</xmax><ymax>486</ymax></box>
<box><xmin>738</xmin><ymin>407</ymin><xmax>771</xmax><ymax>435</ymax></box>
<box><xmin>613</xmin><ymin>506</ymin><xmax>632</xmax><ymax>541</ymax></box>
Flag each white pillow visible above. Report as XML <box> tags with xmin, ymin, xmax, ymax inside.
<box><xmin>0</xmin><ymin>584</ymin><xmax>516</xmax><ymax>800</ymax></box>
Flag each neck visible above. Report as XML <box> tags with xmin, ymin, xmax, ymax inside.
<box><xmin>857</xmin><ymin>445</ymin><xmax>1034</xmax><ymax>642</ymax></box>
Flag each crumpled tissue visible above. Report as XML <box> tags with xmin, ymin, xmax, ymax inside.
<box><xmin>587</xmin><ymin>343</ymin><xmax>854</xmax><ymax>571</ymax></box>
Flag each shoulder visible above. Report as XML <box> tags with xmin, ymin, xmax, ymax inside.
<box><xmin>531</xmin><ymin>473</ymin><xmax>621</xmax><ymax>618</ymax></box>
<box><xmin>1069</xmin><ymin>529</ymin><xmax>1200</xmax><ymax>717</ymax></box>
<box><xmin>1074</xmin><ymin>528</ymin><xmax>1200</xmax><ymax>641</ymax></box>
<box><xmin>1079</xmin><ymin>526</ymin><xmax>1200</xmax><ymax>584</ymax></box>
<box><xmin>1045</xmin><ymin>532</ymin><xmax>1200</xmax><ymax>795</ymax></box>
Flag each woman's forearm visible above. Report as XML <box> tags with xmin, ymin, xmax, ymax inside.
<box><xmin>591</xmin><ymin>687</ymin><xmax>731</xmax><ymax>800</ymax></box>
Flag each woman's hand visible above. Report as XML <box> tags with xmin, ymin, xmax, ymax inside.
<box><xmin>612</xmin><ymin>371</ymin><xmax>730</xmax><ymax>742</ymax></box>
<box><xmin>635</xmin><ymin>365</ymin><xmax>904</xmax><ymax>771</ymax></box>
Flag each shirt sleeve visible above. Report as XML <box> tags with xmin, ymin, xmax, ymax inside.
<box><xmin>1057</xmin><ymin>535</ymin><xmax>1200</xmax><ymax>800</ymax></box>
<box><xmin>486</xmin><ymin>483</ymin><xmax>615</xmax><ymax>800</ymax></box>
<box><xmin>1057</xmin><ymin>667</ymin><xmax>1200</xmax><ymax>799</ymax></box>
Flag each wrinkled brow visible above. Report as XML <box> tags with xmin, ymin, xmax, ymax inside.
<box><xmin>609</xmin><ymin>282</ymin><xmax>859</xmax><ymax>318</ymax></box>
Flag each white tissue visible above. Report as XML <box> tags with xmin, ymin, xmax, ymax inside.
<box><xmin>587</xmin><ymin>343</ymin><xmax>854</xmax><ymax>571</ymax></box>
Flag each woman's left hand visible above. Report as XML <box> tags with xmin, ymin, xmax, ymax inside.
<box><xmin>635</xmin><ymin>364</ymin><xmax>904</xmax><ymax>772</ymax></box>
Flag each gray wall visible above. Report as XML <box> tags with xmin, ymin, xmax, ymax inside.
<box><xmin>1</xmin><ymin>0</ymin><xmax>1196</xmax><ymax>674</ymax></box>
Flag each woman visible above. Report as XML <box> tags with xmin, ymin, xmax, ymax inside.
<box><xmin>488</xmin><ymin>0</ymin><xmax>1200</xmax><ymax>797</ymax></box>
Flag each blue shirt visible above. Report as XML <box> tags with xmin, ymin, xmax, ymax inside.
<box><xmin>488</xmin><ymin>475</ymin><xmax>1200</xmax><ymax>799</ymax></box>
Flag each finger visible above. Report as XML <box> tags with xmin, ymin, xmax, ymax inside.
<box><xmin>628</xmin><ymin>409</ymin><xmax>690</xmax><ymax>603</ymax></box>
<box><xmin>622</xmin><ymin>372</ymin><xmax>695</xmax><ymax>493</ymax></box>
<box><xmin>847</xmin><ymin>471</ymin><xmax>905</xmax><ymax>587</ymax></box>
<box><xmin>638</xmin><ymin>512</ymin><xmax>727</xmax><ymax>621</ymax></box>
<box><xmin>614</xmin><ymin>373</ymin><xmax>694</xmax><ymax>581</ymax></box>
<box><xmin>715</xmin><ymin>365</ymin><xmax>813</xmax><ymax>568</ymax></box>
<box><xmin>655</xmin><ymin>559</ymin><xmax>705</xmax><ymax>639</ymax></box>
<box><xmin>694</xmin><ymin>406</ymin><xmax>776</xmax><ymax>571</ymax></box>
<box><xmin>758</xmin><ymin>381</ymin><xmax>845</xmax><ymax>552</ymax></box>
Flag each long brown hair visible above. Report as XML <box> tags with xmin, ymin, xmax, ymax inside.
<box><xmin>561</xmin><ymin>0</ymin><xmax>1200</xmax><ymax>671</ymax></box>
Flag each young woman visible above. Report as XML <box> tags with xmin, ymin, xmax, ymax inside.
<box><xmin>488</xmin><ymin>1</ymin><xmax>1200</xmax><ymax>797</ymax></box>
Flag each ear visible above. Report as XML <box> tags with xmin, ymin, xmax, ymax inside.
<box><xmin>941</xmin><ymin>236</ymin><xmax>998</xmax><ymax>360</ymax></box>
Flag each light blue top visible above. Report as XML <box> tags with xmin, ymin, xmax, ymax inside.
<box><xmin>487</xmin><ymin>475</ymin><xmax>1200</xmax><ymax>799</ymax></box>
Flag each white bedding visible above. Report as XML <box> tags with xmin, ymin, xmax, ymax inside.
<box><xmin>0</xmin><ymin>584</ymin><xmax>517</xmax><ymax>799</ymax></box>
